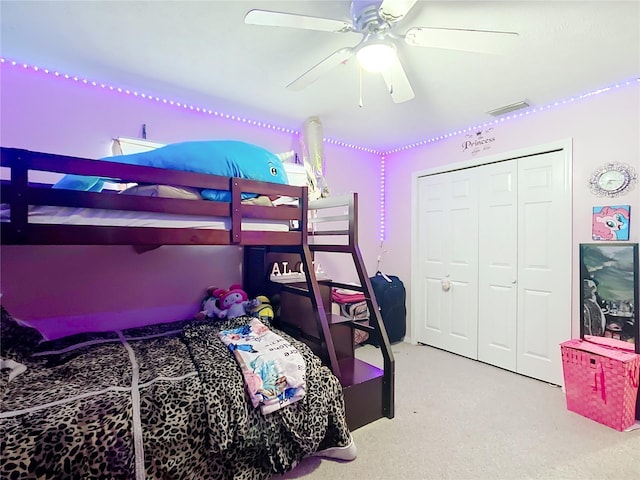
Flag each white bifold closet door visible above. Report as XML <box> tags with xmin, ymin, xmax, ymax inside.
<box><xmin>514</xmin><ymin>151</ymin><xmax>570</xmax><ymax>385</ymax></box>
<box><xmin>416</xmin><ymin>168</ymin><xmax>479</xmax><ymax>360</ymax></box>
<box><xmin>477</xmin><ymin>160</ymin><xmax>518</xmax><ymax>371</ymax></box>
<box><xmin>416</xmin><ymin>149</ymin><xmax>570</xmax><ymax>385</ymax></box>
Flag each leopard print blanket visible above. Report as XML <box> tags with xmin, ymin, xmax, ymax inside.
<box><xmin>1</xmin><ymin>316</ymin><xmax>351</xmax><ymax>479</ymax></box>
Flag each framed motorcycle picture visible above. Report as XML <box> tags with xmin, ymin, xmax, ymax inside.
<box><xmin>580</xmin><ymin>243</ymin><xmax>639</xmax><ymax>353</ymax></box>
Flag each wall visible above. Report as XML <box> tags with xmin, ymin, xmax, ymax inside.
<box><xmin>384</xmin><ymin>83</ymin><xmax>640</xmax><ymax>341</ymax></box>
<box><xmin>0</xmin><ymin>63</ymin><xmax>381</xmax><ymax>338</ymax></box>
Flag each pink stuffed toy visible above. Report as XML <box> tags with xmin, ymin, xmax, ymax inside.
<box><xmin>199</xmin><ymin>284</ymin><xmax>259</xmax><ymax>320</ymax></box>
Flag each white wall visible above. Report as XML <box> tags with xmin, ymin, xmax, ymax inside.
<box><xmin>384</xmin><ymin>84</ymin><xmax>640</xmax><ymax>341</ymax></box>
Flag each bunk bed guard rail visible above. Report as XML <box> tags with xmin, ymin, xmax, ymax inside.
<box><xmin>0</xmin><ymin>147</ymin><xmax>308</xmax><ymax>246</ymax></box>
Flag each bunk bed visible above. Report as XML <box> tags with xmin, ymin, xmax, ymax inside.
<box><xmin>0</xmin><ymin>146</ymin><xmax>394</xmax><ymax>479</ymax></box>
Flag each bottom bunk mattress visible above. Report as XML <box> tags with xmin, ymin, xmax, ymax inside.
<box><xmin>0</xmin><ymin>313</ymin><xmax>351</xmax><ymax>479</ymax></box>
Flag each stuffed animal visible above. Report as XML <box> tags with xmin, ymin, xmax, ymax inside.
<box><xmin>249</xmin><ymin>295</ymin><xmax>274</xmax><ymax>322</ymax></box>
<box><xmin>198</xmin><ymin>284</ymin><xmax>259</xmax><ymax>320</ymax></box>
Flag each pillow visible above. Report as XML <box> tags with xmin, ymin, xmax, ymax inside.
<box><xmin>53</xmin><ymin>140</ymin><xmax>290</xmax><ymax>202</ymax></box>
<box><xmin>52</xmin><ymin>174</ymin><xmax>105</xmax><ymax>192</ymax></box>
<box><xmin>1</xmin><ymin>305</ymin><xmax>44</xmax><ymax>363</ymax></box>
<box><xmin>241</xmin><ymin>195</ymin><xmax>274</xmax><ymax>206</ymax></box>
<box><xmin>120</xmin><ymin>184</ymin><xmax>202</xmax><ymax>200</ymax></box>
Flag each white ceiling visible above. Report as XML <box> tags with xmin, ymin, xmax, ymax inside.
<box><xmin>2</xmin><ymin>1</ymin><xmax>639</xmax><ymax>151</ymax></box>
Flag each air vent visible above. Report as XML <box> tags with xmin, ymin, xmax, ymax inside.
<box><xmin>487</xmin><ymin>100</ymin><xmax>530</xmax><ymax>117</ymax></box>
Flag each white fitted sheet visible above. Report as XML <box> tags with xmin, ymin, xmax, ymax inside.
<box><xmin>0</xmin><ymin>205</ymin><xmax>290</xmax><ymax>231</ymax></box>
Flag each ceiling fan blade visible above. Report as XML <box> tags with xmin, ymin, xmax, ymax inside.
<box><xmin>378</xmin><ymin>0</ymin><xmax>418</xmax><ymax>22</ymax></box>
<box><xmin>404</xmin><ymin>27</ymin><xmax>520</xmax><ymax>55</ymax></box>
<box><xmin>244</xmin><ymin>9</ymin><xmax>353</xmax><ymax>33</ymax></box>
<box><xmin>287</xmin><ymin>47</ymin><xmax>354</xmax><ymax>91</ymax></box>
<box><xmin>381</xmin><ymin>57</ymin><xmax>415</xmax><ymax>104</ymax></box>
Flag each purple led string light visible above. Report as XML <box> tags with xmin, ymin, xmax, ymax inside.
<box><xmin>383</xmin><ymin>77</ymin><xmax>640</xmax><ymax>155</ymax></box>
<box><xmin>0</xmin><ymin>57</ymin><xmax>384</xmax><ymax>153</ymax></box>
<box><xmin>2</xmin><ymin>57</ymin><xmax>638</xmax><ymax>238</ymax></box>
<box><xmin>2</xmin><ymin>57</ymin><xmax>636</xmax><ymax>155</ymax></box>
<box><xmin>380</xmin><ymin>155</ymin><xmax>386</xmax><ymax>241</ymax></box>
<box><xmin>0</xmin><ymin>58</ymin><xmax>294</xmax><ymax>142</ymax></box>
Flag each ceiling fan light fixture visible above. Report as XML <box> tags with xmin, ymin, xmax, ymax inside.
<box><xmin>356</xmin><ymin>39</ymin><xmax>397</xmax><ymax>72</ymax></box>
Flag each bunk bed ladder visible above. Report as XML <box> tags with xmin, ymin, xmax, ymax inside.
<box><xmin>243</xmin><ymin>192</ymin><xmax>394</xmax><ymax>430</ymax></box>
<box><xmin>308</xmin><ymin>193</ymin><xmax>395</xmax><ymax>428</ymax></box>
<box><xmin>298</xmin><ymin>242</ymin><xmax>342</xmax><ymax>380</ymax></box>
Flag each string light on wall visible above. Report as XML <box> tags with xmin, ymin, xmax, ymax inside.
<box><xmin>383</xmin><ymin>77</ymin><xmax>640</xmax><ymax>155</ymax></box>
<box><xmin>0</xmin><ymin>57</ymin><xmax>384</xmax><ymax>153</ymax></box>
<box><xmin>2</xmin><ymin>57</ymin><xmax>636</xmax><ymax>154</ymax></box>
<box><xmin>380</xmin><ymin>155</ymin><xmax>386</xmax><ymax>241</ymax></box>
<box><xmin>2</xmin><ymin>57</ymin><xmax>638</xmax><ymax>240</ymax></box>
<box><xmin>324</xmin><ymin>137</ymin><xmax>381</xmax><ymax>154</ymax></box>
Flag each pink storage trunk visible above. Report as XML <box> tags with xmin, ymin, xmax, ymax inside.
<box><xmin>561</xmin><ymin>337</ymin><xmax>640</xmax><ymax>431</ymax></box>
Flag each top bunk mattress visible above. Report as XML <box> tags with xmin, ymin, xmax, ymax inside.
<box><xmin>0</xmin><ymin>203</ymin><xmax>291</xmax><ymax>231</ymax></box>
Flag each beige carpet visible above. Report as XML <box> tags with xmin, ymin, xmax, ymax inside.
<box><xmin>273</xmin><ymin>341</ymin><xmax>640</xmax><ymax>480</ymax></box>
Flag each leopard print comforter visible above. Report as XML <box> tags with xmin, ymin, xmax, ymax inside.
<box><xmin>1</xmin><ymin>316</ymin><xmax>351</xmax><ymax>479</ymax></box>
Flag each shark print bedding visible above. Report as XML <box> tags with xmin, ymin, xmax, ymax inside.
<box><xmin>0</xmin><ymin>313</ymin><xmax>351</xmax><ymax>480</ymax></box>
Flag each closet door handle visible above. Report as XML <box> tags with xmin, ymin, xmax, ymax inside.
<box><xmin>511</xmin><ymin>280</ymin><xmax>517</xmax><ymax>284</ymax></box>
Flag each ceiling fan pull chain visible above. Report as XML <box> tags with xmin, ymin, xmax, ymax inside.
<box><xmin>358</xmin><ymin>67</ymin><xmax>364</xmax><ymax>108</ymax></box>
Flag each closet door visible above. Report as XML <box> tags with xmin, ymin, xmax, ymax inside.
<box><xmin>477</xmin><ymin>160</ymin><xmax>518</xmax><ymax>371</ymax></box>
<box><xmin>516</xmin><ymin>150</ymin><xmax>570</xmax><ymax>385</ymax></box>
<box><xmin>416</xmin><ymin>169</ymin><xmax>479</xmax><ymax>359</ymax></box>
<box><xmin>414</xmin><ymin>148</ymin><xmax>570</xmax><ymax>385</ymax></box>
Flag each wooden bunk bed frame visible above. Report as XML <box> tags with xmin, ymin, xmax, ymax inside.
<box><xmin>0</xmin><ymin>146</ymin><xmax>394</xmax><ymax>430</ymax></box>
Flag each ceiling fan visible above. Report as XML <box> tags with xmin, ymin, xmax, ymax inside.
<box><xmin>244</xmin><ymin>0</ymin><xmax>519</xmax><ymax>103</ymax></box>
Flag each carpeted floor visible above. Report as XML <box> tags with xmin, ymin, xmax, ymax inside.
<box><xmin>273</xmin><ymin>341</ymin><xmax>640</xmax><ymax>480</ymax></box>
